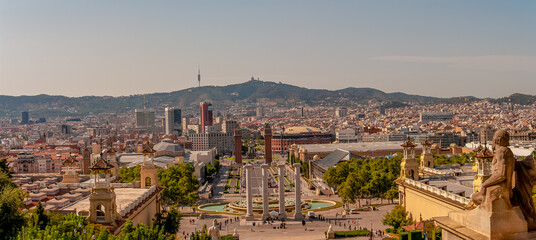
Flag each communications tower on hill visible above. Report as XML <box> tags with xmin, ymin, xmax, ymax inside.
<box><xmin>197</xmin><ymin>66</ymin><xmax>201</xmax><ymax>87</ymax></box>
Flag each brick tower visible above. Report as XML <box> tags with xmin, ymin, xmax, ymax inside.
<box><xmin>234</xmin><ymin>129</ymin><xmax>242</xmax><ymax>164</ymax></box>
<box><xmin>264</xmin><ymin>123</ymin><xmax>272</xmax><ymax>164</ymax></box>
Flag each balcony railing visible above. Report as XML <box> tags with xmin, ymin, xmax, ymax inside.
<box><xmin>404</xmin><ymin>178</ymin><xmax>470</xmax><ymax>205</ymax></box>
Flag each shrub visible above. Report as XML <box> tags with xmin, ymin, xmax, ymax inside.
<box><xmin>221</xmin><ymin>234</ymin><xmax>234</xmax><ymax>240</ymax></box>
<box><xmin>331</xmin><ymin>230</ymin><xmax>370</xmax><ymax>238</ymax></box>
<box><xmin>408</xmin><ymin>230</ymin><xmax>423</xmax><ymax>240</ymax></box>
<box><xmin>399</xmin><ymin>231</ymin><xmax>409</xmax><ymax>240</ymax></box>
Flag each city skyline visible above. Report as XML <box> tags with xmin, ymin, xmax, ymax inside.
<box><xmin>1</xmin><ymin>1</ymin><xmax>535</xmax><ymax>98</ymax></box>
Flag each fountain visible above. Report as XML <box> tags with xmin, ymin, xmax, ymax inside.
<box><xmin>198</xmin><ymin>198</ymin><xmax>336</xmax><ymax>214</ymax></box>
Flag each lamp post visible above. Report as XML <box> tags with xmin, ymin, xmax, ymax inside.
<box><xmin>370</xmin><ymin>222</ymin><xmax>373</xmax><ymax>240</ymax></box>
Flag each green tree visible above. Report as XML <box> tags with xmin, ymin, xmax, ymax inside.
<box><xmin>323</xmin><ymin>161</ymin><xmax>350</xmax><ymax>186</ymax></box>
<box><xmin>324</xmin><ymin>154</ymin><xmax>403</xmax><ymax>207</ymax></box>
<box><xmin>19</xmin><ymin>213</ymin><xmax>104</xmax><ymax>240</ymax></box>
<box><xmin>154</xmin><ymin>206</ymin><xmax>182</xmax><ymax>236</ymax></box>
<box><xmin>31</xmin><ymin>201</ymin><xmax>50</xmax><ymax>230</ymax></box>
<box><xmin>0</xmin><ymin>171</ymin><xmax>25</xmax><ymax>239</ymax></box>
<box><xmin>158</xmin><ymin>163</ymin><xmax>199</xmax><ymax>206</ymax></box>
<box><xmin>384</xmin><ymin>186</ymin><xmax>399</xmax><ymax>204</ymax></box>
<box><xmin>117</xmin><ymin>220</ymin><xmax>171</xmax><ymax>240</ymax></box>
<box><xmin>205</xmin><ymin>163</ymin><xmax>217</xmax><ymax>177</ymax></box>
<box><xmin>0</xmin><ymin>170</ymin><xmax>16</xmax><ymax>190</ymax></box>
<box><xmin>338</xmin><ymin>171</ymin><xmax>360</xmax><ymax>207</ymax></box>
<box><xmin>0</xmin><ymin>158</ymin><xmax>13</xmax><ymax>178</ymax></box>
<box><xmin>382</xmin><ymin>205</ymin><xmax>414</xmax><ymax>232</ymax></box>
<box><xmin>119</xmin><ymin>165</ymin><xmax>142</xmax><ymax>183</ymax></box>
<box><xmin>213</xmin><ymin>159</ymin><xmax>220</xmax><ymax>171</ymax></box>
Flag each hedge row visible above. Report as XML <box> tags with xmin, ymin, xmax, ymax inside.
<box><xmin>324</xmin><ymin>230</ymin><xmax>371</xmax><ymax>238</ymax></box>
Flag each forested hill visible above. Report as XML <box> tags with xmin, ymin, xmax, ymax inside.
<box><xmin>1</xmin><ymin>80</ymin><xmax>529</xmax><ymax>118</ymax></box>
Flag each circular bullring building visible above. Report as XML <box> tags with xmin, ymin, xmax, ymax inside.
<box><xmin>271</xmin><ymin>126</ymin><xmax>333</xmax><ymax>153</ymax></box>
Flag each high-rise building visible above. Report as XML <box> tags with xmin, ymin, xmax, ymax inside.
<box><xmin>61</xmin><ymin>124</ymin><xmax>72</xmax><ymax>134</ymax></box>
<box><xmin>164</xmin><ymin>107</ymin><xmax>182</xmax><ymax>136</ymax></box>
<box><xmin>256</xmin><ymin>107</ymin><xmax>264</xmax><ymax>117</ymax></box>
<box><xmin>420</xmin><ymin>112</ymin><xmax>454</xmax><ymax>124</ymax></box>
<box><xmin>182</xmin><ymin>117</ymin><xmax>189</xmax><ymax>136</ymax></box>
<box><xmin>480</xmin><ymin>126</ymin><xmax>496</xmax><ymax>143</ymax></box>
<box><xmin>335</xmin><ymin>107</ymin><xmax>347</xmax><ymax>117</ymax></box>
<box><xmin>222</xmin><ymin>120</ymin><xmax>239</xmax><ymax>134</ymax></box>
<box><xmin>296</xmin><ymin>107</ymin><xmax>304</xmax><ymax>117</ymax></box>
<box><xmin>200</xmin><ymin>102</ymin><xmax>213</xmax><ymax>133</ymax></box>
<box><xmin>21</xmin><ymin>111</ymin><xmax>29</xmax><ymax>124</ymax></box>
<box><xmin>190</xmin><ymin>132</ymin><xmax>234</xmax><ymax>155</ymax></box>
<box><xmin>379</xmin><ymin>105</ymin><xmax>386</xmax><ymax>115</ymax></box>
<box><xmin>135</xmin><ymin>109</ymin><xmax>155</xmax><ymax>128</ymax></box>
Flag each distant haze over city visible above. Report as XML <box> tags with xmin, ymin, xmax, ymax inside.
<box><xmin>1</xmin><ymin>1</ymin><xmax>535</xmax><ymax>98</ymax></box>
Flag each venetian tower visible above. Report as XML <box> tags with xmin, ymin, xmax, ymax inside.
<box><xmin>263</xmin><ymin>123</ymin><xmax>272</xmax><ymax>164</ymax></box>
<box><xmin>420</xmin><ymin>139</ymin><xmax>434</xmax><ymax>171</ymax></box>
<box><xmin>234</xmin><ymin>129</ymin><xmax>242</xmax><ymax>164</ymax></box>
<box><xmin>400</xmin><ymin>138</ymin><xmax>419</xmax><ymax>181</ymax></box>
<box><xmin>88</xmin><ymin>157</ymin><xmax>120</xmax><ymax>226</ymax></box>
<box><xmin>472</xmin><ymin>145</ymin><xmax>493</xmax><ymax>193</ymax></box>
<box><xmin>140</xmin><ymin>144</ymin><xmax>158</xmax><ymax>188</ymax></box>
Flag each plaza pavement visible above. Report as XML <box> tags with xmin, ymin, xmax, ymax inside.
<box><xmin>179</xmin><ymin>201</ymin><xmax>395</xmax><ymax>240</ymax></box>
<box><xmin>181</xmin><ymin>159</ymin><xmax>396</xmax><ymax>239</ymax></box>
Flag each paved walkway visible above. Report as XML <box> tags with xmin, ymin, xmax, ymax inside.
<box><xmin>179</xmin><ymin>201</ymin><xmax>395</xmax><ymax>239</ymax></box>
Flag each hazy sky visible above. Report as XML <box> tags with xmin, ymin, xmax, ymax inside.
<box><xmin>1</xmin><ymin>1</ymin><xmax>535</xmax><ymax>98</ymax></box>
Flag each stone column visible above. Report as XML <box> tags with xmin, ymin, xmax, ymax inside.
<box><xmin>293</xmin><ymin>163</ymin><xmax>303</xmax><ymax>220</ymax></box>
<box><xmin>245</xmin><ymin>165</ymin><xmax>254</xmax><ymax>220</ymax></box>
<box><xmin>278</xmin><ymin>164</ymin><xmax>287</xmax><ymax>220</ymax></box>
<box><xmin>261</xmin><ymin>164</ymin><xmax>270</xmax><ymax>221</ymax></box>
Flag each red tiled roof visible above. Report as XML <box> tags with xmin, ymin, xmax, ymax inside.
<box><xmin>402</xmin><ymin>221</ymin><xmax>424</xmax><ymax>231</ymax></box>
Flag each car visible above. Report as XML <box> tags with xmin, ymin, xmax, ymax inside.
<box><xmin>350</xmin><ymin>209</ymin><xmax>357</xmax><ymax>214</ymax></box>
<box><xmin>307</xmin><ymin>211</ymin><xmax>315</xmax><ymax>218</ymax></box>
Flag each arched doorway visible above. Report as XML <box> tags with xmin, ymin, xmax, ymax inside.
<box><xmin>145</xmin><ymin>177</ymin><xmax>152</xmax><ymax>187</ymax></box>
<box><xmin>96</xmin><ymin>204</ymin><xmax>106</xmax><ymax>222</ymax></box>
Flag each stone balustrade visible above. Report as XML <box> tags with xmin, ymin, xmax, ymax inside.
<box><xmin>404</xmin><ymin>178</ymin><xmax>470</xmax><ymax>205</ymax></box>
<box><xmin>422</xmin><ymin>167</ymin><xmax>448</xmax><ymax>175</ymax></box>
<box><xmin>119</xmin><ymin>185</ymin><xmax>157</xmax><ymax>217</ymax></box>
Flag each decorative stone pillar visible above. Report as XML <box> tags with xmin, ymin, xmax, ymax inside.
<box><xmin>245</xmin><ymin>165</ymin><xmax>254</xmax><ymax>220</ymax></box>
<box><xmin>261</xmin><ymin>164</ymin><xmax>270</xmax><ymax>221</ymax></box>
<box><xmin>278</xmin><ymin>164</ymin><xmax>287</xmax><ymax>220</ymax></box>
<box><xmin>293</xmin><ymin>163</ymin><xmax>303</xmax><ymax>220</ymax></box>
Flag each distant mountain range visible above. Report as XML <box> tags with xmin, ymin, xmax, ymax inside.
<box><xmin>0</xmin><ymin>80</ymin><xmax>534</xmax><ymax>118</ymax></box>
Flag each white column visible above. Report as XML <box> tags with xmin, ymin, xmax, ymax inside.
<box><xmin>293</xmin><ymin>163</ymin><xmax>303</xmax><ymax>220</ymax></box>
<box><xmin>278</xmin><ymin>164</ymin><xmax>287</xmax><ymax>220</ymax></box>
<box><xmin>261</xmin><ymin>164</ymin><xmax>269</xmax><ymax>221</ymax></box>
<box><xmin>245</xmin><ymin>165</ymin><xmax>254</xmax><ymax>220</ymax></box>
